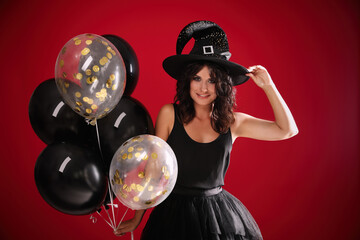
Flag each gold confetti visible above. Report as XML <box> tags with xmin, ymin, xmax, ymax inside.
<box><xmin>128</xmin><ymin>153</ymin><xmax>133</xmax><ymax>159</ymax></box>
<box><xmin>156</xmin><ymin>142</ymin><xmax>162</xmax><ymax>147</ymax></box>
<box><xmin>138</xmin><ymin>171</ymin><xmax>145</xmax><ymax>178</ymax></box>
<box><xmin>115</xmin><ymin>170</ymin><xmax>120</xmax><ymax>177</ymax></box>
<box><xmin>107</xmin><ymin>46</ymin><xmax>117</xmax><ymax>55</ymax></box>
<box><xmin>106</xmin><ymin>52</ymin><xmax>112</xmax><ymax>59</ymax></box>
<box><xmin>81</xmin><ymin>48</ymin><xmax>90</xmax><ymax>55</ymax></box>
<box><xmin>75</xmin><ymin>92</ymin><xmax>81</xmax><ymax>98</ymax></box>
<box><xmin>92</xmin><ymin>65</ymin><xmax>100</xmax><ymax>72</ymax></box>
<box><xmin>109</xmin><ymin>74</ymin><xmax>116</xmax><ymax>81</ymax></box>
<box><xmin>164</xmin><ymin>171</ymin><xmax>170</xmax><ymax>180</ymax></box>
<box><xmin>106</xmin><ymin>78</ymin><xmax>113</xmax><ymax>88</ymax></box>
<box><xmin>112</xmin><ymin>85</ymin><xmax>117</xmax><ymax>91</ymax></box>
<box><xmin>161</xmin><ymin>166</ymin><xmax>167</xmax><ymax>173</ymax></box>
<box><xmin>85</xmin><ymin>40</ymin><xmax>92</xmax><ymax>45</ymax></box>
<box><xmin>121</xmin><ymin>192</ymin><xmax>127</xmax><ymax>199</ymax></box>
<box><xmin>91</xmin><ymin>104</ymin><xmax>98</xmax><ymax>110</ymax></box>
<box><xmin>99</xmin><ymin>57</ymin><xmax>109</xmax><ymax>66</ymax></box>
<box><xmin>102</xmin><ymin>40</ymin><xmax>109</xmax><ymax>46</ymax></box>
<box><xmin>131</xmin><ymin>183</ymin><xmax>136</xmax><ymax>190</ymax></box>
<box><xmin>74</xmin><ymin>107</ymin><xmax>80</xmax><ymax>112</ymax></box>
<box><xmin>64</xmin><ymin>82</ymin><xmax>69</xmax><ymax>88</ymax></box>
<box><xmin>162</xmin><ymin>190</ymin><xmax>168</xmax><ymax>195</ymax></box>
<box><xmin>75</xmin><ymin>73</ymin><xmax>83</xmax><ymax>80</ymax></box>
<box><xmin>95</xmin><ymin>88</ymin><xmax>107</xmax><ymax>101</ymax></box>
<box><xmin>123</xmin><ymin>184</ymin><xmax>128</xmax><ymax>190</ymax></box>
<box><xmin>143</xmin><ymin>154</ymin><xmax>149</xmax><ymax>161</ymax></box>
<box><xmin>104</xmin><ymin>108</ymin><xmax>110</xmax><ymax>112</ymax></box>
<box><xmin>83</xmin><ymin>97</ymin><xmax>89</xmax><ymax>102</ymax></box>
<box><xmin>132</xmin><ymin>136</ymin><xmax>144</xmax><ymax>142</ymax></box>
<box><xmin>59</xmin><ymin>59</ymin><xmax>64</xmax><ymax>68</ymax></box>
<box><xmin>147</xmin><ymin>185</ymin><xmax>154</xmax><ymax>191</ymax></box>
<box><xmin>145</xmin><ymin>201</ymin><xmax>153</xmax><ymax>205</ymax></box>
<box><xmin>86</xmin><ymin>108</ymin><xmax>92</xmax><ymax>114</ymax></box>
<box><xmin>85</xmin><ymin>69</ymin><xmax>92</xmax><ymax>76</ymax></box>
<box><xmin>133</xmin><ymin>196</ymin><xmax>139</xmax><ymax>202</ymax></box>
<box><xmin>122</xmin><ymin>153</ymin><xmax>127</xmax><ymax>160</ymax></box>
<box><xmin>128</xmin><ymin>147</ymin><xmax>134</xmax><ymax>152</ymax></box>
<box><xmin>62</xmin><ymin>72</ymin><xmax>67</xmax><ymax>78</ymax></box>
<box><xmin>87</xmin><ymin>98</ymin><xmax>94</xmax><ymax>104</ymax></box>
<box><xmin>136</xmin><ymin>184</ymin><xmax>144</xmax><ymax>192</ymax></box>
<box><xmin>151</xmin><ymin>153</ymin><xmax>158</xmax><ymax>159</ymax></box>
<box><xmin>114</xmin><ymin>176</ymin><xmax>121</xmax><ymax>185</ymax></box>
<box><xmin>137</xmin><ymin>147</ymin><xmax>143</xmax><ymax>151</ymax></box>
<box><xmin>135</xmin><ymin>152</ymin><xmax>141</xmax><ymax>158</ymax></box>
<box><xmin>75</xmin><ymin>39</ymin><xmax>81</xmax><ymax>45</ymax></box>
<box><xmin>76</xmin><ymin>101</ymin><xmax>82</xmax><ymax>106</ymax></box>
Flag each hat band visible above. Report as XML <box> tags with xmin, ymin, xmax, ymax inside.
<box><xmin>190</xmin><ymin>46</ymin><xmax>231</xmax><ymax>61</ymax></box>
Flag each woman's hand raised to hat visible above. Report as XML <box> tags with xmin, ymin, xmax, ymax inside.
<box><xmin>246</xmin><ymin>65</ymin><xmax>274</xmax><ymax>89</ymax></box>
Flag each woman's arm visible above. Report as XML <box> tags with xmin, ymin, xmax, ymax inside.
<box><xmin>114</xmin><ymin>209</ymin><xmax>146</xmax><ymax>236</ymax></box>
<box><xmin>231</xmin><ymin>65</ymin><xmax>298</xmax><ymax>141</ymax></box>
<box><xmin>155</xmin><ymin>103</ymin><xmax>174</xmax><ymax>141</ymax></box>
<box><xmin>114</xmin><ymin>104</ymin><xmax>174</xmax><ymax>236</ymax></box>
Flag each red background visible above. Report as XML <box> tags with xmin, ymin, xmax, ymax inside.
<box><xmin>0</xmin><ymin>0</ymin><xmax>359</xmax><ymax>239</ymax></box>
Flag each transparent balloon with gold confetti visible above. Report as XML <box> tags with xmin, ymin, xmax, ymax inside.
<box><xmin>109</xmin><ymin>134</ymin><xmax>178</xmax><ymax>210</ymax></box>
<box><xmin>55</xmin><ymin>33</ymin><xmax>126</xmax><ymax>121</ymax></box>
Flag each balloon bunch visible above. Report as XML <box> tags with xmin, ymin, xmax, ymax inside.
<box><xmin>30</xmin><ymin>34</ymin><xmax>176</xmax><ymax>231</ymax></box>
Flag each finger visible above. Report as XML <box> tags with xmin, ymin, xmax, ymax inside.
<box><xmin>114</xmin><ymin>230</ymin><xmax>125</xmax><ymax>236</ymax></box>
<box><xmin>245</xmin><ymin>73</ymin><xmax>255</xmax><ymax>79</ymax></box>
<box><xmin>247</xmin><ymin>66</ymin><xmax>256</xmax><ymax>72</ymax></box>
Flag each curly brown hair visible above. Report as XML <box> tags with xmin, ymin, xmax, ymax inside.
<box><xmin>174</xmin><ymin>62</ymin><xmax>236</xmax><ymax>134</ymax></box>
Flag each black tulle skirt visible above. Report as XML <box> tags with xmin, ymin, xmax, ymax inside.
<box><xmin>141</xmin><ymin>188</ymin><xmax>263</xmax><ymax>240</ymax></box>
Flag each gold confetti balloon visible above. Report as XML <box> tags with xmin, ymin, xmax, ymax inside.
<box><xmin>109</xmin><ymin>134</ymin><xmax>178</xmax><ymax>210</ymax></box>
<box><xmin>54</xmin><ymin>33</ymin><xmax>126</xmax><ymax>120</ymax></box>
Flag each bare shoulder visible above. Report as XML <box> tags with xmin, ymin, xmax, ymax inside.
<box><xmin>230</xmin><ymin>112</ymin><xmax>253</xmax><ymax>139</ymax></box>
<box><xmin>159</xmin><ymin>103</ymin><xmax>174</xmax><ymax>116</ymax></box>
<box><xmin>232</xmin><ymin>112</ymin><xmax>250</xmax><ymax>127</ymax></box>
<box><xmin>155</xmin><ymin>104</ymin><xmax>175</xmax><ymax>141</ymax></box>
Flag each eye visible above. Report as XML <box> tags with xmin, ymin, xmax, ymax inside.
<box><xmin>192</xmin><ymin>76</ymin><xmax>201</xmax><ymax>81</ymax></box>
<box><xmin>208</xmin><ymin>78</ymin><xmax>216</xmax><ymax>84</ymax></box>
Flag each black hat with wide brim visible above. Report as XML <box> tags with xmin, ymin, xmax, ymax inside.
<box><xmin>163</xmin><ymin>20</ymin><xmax>249</xmax><ymax>86</ymax></box>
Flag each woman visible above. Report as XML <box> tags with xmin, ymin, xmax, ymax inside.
<box><xmin>115</xmin><ymin>20</ymin><xmax>298</xmax><ymax>240</ymax></box>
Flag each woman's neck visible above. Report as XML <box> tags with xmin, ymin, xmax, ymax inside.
<box><xmin>193</xmin><ymin>103</ymin><xmax>212</xmax><ymax>120</ymax></box>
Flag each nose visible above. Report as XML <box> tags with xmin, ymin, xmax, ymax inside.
<box><xmin>201</xmin><ymin>81</ymin><xmax>208</xmax><ymax>92</ymax></box>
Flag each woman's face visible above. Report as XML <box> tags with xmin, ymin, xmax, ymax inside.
<box><xmin>189</xmin><ymin>65</ymin><xmax>217</xmax><ymax>107</ymax></box>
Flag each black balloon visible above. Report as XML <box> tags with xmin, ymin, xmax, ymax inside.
<box><xmin>96</xmin><ymin>96</ymin><xmax>154</xmax><ymax>170</ymax></box>
<box><xmin>29</xmin><ymin>79</ymin><xmax>95</xmax><ymax>145</ymax></box>
<box><xmin>102</xmin><ymin>34</ymin><xmax>139</xmax><ymax>96</ymax></box>
<box><xmin>34</xmin><ymin>142</ymin><xmax>107</xmax><ymax>215</ymax></box>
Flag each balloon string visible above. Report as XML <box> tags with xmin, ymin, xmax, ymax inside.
<box><xmin>131</xmin><ymin>231</ymin><xmax>134</xmax><ymax>240</ymax></box>
<box><xmin>108</xmin><ymin>182</ymin><xmax>117</xmax><ymax>227</ymax></box>
<box><xmin>95</xmin><ymin>119</ymin><xmax>117</xmax><ymax>227</ymax></box>
<box><xmin>103</xmin><ymin>204</ymin><xmax>115</xmax><ymax>229</ymax></box>
<box><xmin>94</xmin><ymin>119</ymin><xmax>104</xmax><ymax>160</ymax></box>
<box><xmin>117</xmin><ymin>207</ymin><xmax>129</xmax><ymax>229</ymax></box>
<box><xmin>96</xmin><ymin>211</ymin><xmax>114</xmax><ymax>229</ymax></box>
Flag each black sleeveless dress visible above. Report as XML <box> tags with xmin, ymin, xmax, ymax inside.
<box><xmin>141</xmin><ymin>104</ymin><xmax>263</xmax><ymax>240</ymax></box>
